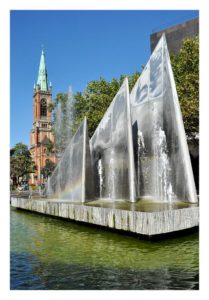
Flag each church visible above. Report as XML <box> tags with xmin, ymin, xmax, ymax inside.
<box><xmin>29</xmin><ymin>49</ymin><xmax>57</xmax><ymax>185</ymax></box>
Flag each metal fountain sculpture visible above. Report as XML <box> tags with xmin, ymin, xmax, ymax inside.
<box><xmin>44</xmin><ymin>34</ymin><xmax>197</xmax><ymax>204</ymax></box>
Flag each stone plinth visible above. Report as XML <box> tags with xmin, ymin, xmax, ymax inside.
<box><xmin>10</xmin><ymin>197</ymin><xmax>199</xmax><ymax>237</ymax></box>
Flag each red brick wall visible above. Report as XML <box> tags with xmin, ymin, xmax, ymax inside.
<box><xmin>29</xmin><ymin>89</ymin><xmax>57</xmax><ymax>185</ymax></box>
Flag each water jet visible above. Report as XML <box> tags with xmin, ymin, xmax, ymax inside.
<box><xmin>11</xmin><ymin>35</ymin><xmax>199</xmax><ymax>237</ymax></box>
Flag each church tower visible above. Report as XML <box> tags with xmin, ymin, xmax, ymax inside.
<box><xmin>29</xmin><ymin>49</ymin><xmax>57</xmax><ymax>185</ymax></box>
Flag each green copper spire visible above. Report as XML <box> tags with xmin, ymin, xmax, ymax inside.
<box><xmin>37</xmin><ymin>49</ymin><xmax>48</xmax><ymax>91</ymax></box>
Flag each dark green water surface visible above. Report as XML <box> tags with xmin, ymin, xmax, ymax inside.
<box><xmin>10</xmin><ymin>208</ymin><xmax>199</xmax><ymax>290</ymax></box>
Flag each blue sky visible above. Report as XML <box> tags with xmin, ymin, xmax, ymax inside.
<box><xmin>10</xmin><ymin>10</ymin><xmax>198</xmax><ymax>148</ymax></box>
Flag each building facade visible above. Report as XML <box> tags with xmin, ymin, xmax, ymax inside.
<box><xmin>150</xmin><ymin>17</ymin><xmax>199</xmax><ymax>54</ymax></box>
<box><xmin>29</xmin><ymin>50</ymin><xmax>57</xmax><ymax>185</ymax></box>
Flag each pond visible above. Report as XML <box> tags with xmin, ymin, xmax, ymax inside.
<box><xmin>10</xmin><ymin>208</ymin><xmax>199</xmax><ymax>290</ymax></box>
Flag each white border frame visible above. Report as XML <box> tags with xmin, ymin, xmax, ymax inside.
<box><xmin>1</xmin><ymin>1</ymin><xmax>208</xmax><ymax>299</ymax></box>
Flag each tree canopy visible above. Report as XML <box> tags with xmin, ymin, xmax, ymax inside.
<box><xmin>62</xmin><ymin>72</ymin><xmax>140</xmax><ymax>138</ymax></box>
<box><xmin>10</xmin><ymin>143</ymin><xmax>36</xmax><ymax>186</ymax></box>
<box><xmin>50</xmin><ymin>72</ymin><xmax>140</xmax><ymax>139</ymax></box>
<box><xmin>41</xmin><ymin>159</ymin><xmax>56</xmax><ymax>179</ymax></box>
<box><xmin>50</xmin><ymin>36</ymin><xmax>199</xmax><ymax>145</ymax></box>
<box><xmin>49</xmin><ymin>91</ymin><xmax>75</xmax><ymax>156</ymax></box>
<box><xmin>170</xmin><ymin>36</ymin><xmax>199</xmax><ymax>139</ymax></box>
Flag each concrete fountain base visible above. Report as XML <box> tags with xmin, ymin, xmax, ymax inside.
<box><xmin>10</xmin><ymin>197</ymin><xmax>199</xmax><ymax>237</ymax></box>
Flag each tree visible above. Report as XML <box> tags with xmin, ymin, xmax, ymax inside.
<box><xmin>49</xmin><ymin>37</ymin><xmax>198</xmax><ymax>144</ymax></box>
<box><xmin>41</xmin><ymin>159</ymin><xmax>56</xmax><ymax>179</ymax></box>
<box><xmin>170</xmin><ymin>36</ymin><xmax>199</xmax><ymax>140</ymax></box>
<box><xmin>10</xmin><ymin>143</ymin><xmax>36</xmax><ymax>187</ymax></box>
<box><xmin>50</xmin><ymin>91</ymin><xmax>75</xmax><ymax>157</ymax></box>
<box><xmin>49</xmin><ymin>73</ymin><xmax>140</xmax><ymax>152</ymax></box>
<box><xmin>44</xmin><ymin>139</ymin><xmax>54</xmax><ymax>156</ymax></box>
<box><xmin>73</xmin><ymin>72</ymin><xmax>140</xmax><ymax>137</ymax></box>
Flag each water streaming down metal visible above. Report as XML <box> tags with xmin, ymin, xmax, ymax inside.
<box><xmin>44</xmin><ymin>117</ymin><xmax>94</xmax><ymax>202</ymax></box>
<box><xmin>45</xmin><ymin>35</ymin><xmax>197</xmax><ymax>204</ymax></box>
<box><xmin>130</xmin><ymin>34</ymin><xmax>197</xmax><ymax>203</ymax></box>
<box><xmin>90</xmin><ymin>78</ymin><xmax>136</xmax><ymax>202</ymax></box>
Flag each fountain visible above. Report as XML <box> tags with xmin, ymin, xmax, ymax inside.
<box><xmin>11</xmin><ymin>34</ymin><xmax>199</xmax><ymax>236</ymax></box>
<box><xmin>54</xmin><ymin>101</ymin><xmax>63</xmax><ymax>158</ymax></box>
<box><xmin>136</xmin><ymin>129</ymin><xmax>146</xmax><ymax>197</ymax></box>
<box><xmin>130</xmin><ymin>34</ymin><xmax>197</xmax><ymax>203</ymax></box>
<box><xmin>44</xmin><ymin>117</ymin><xmax>94</xmax><ymax>202</ymax></box>
<box><xmin>53</xmin><ymin>86</ymin><xmax>75</xmax><ymax>158</ymax></box>
<box><xmin>63</xmin><ymin>86</ymin><xmax>76</xmax><ymax>147</ymax></box>
<box><xmin>90</xmin><ymin>78</ymin><xmax>136</xmax><ymax>202</ymax></box>
<box><xmin>153</xmin><ymin>126</ymin><xmax>175</xmax><ymax>202</ymax></box>
<box><xmin>97</xmin><ymin>158</ymin><xmax>104</xmax><ymax>199</ymax></box>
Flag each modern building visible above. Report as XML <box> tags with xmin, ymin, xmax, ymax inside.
<box><xmin>29</xmin><ymin>50</ymin><xmax>57</xmax><ymax>185</ymax></box>
<box><xmin>150</xmin><ymin>17</ymin><xmax>199</xmax><ymax>54</ymax></box>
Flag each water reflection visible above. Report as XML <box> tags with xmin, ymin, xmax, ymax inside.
<box><xmin>10</xmin><ymin>208</ymin><xmax>199</xmax><ymax>290</ymax></box>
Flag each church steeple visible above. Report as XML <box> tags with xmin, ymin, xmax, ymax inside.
<box><xmin>30</xmin><ymin>48</ymin><xmax>56</xmax><ymax>186</ymax></box>
<box><xmin>36</xmin><ymin>49</ymin><xmax>48</xmax><ymax>91</ymax></box>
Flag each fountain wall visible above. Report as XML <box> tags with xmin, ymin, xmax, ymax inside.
<box><xmin>45</xmin><ymin>117</ymin><xmax>94</xmax><ymax>202</ymax></box>
<box><xmin>90</xmin><ymin>78</ymin><xmax>136</xmax><ymax>202</ymax></box>
<box><xmin>130</xmin><ymin>34</ymin><xmax>197</xmax><ymax>203</ymax></box>
<box><xmin>11</xmin><ymin>35</ymin><xmax>199</xmax><ymax>237</ymax></box>
<box><xmin>45</xmin><ymin>35</ymin><xmax>197</xmax><ymax>204</ymax></box>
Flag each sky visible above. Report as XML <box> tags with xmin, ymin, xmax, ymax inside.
<box><xmin>10</xmin><ymin>10</ymin><xmax>199</xmax><ymax>148</ymax></box>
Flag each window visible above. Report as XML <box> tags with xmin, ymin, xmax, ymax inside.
<box><xmin>40</xmin><ymin>99</ymin><xmax>47</xmax><ymax>117</ymax></box>
<box><xmin>41</xmin><ymin>123</ymin><xmax>47</xmax><ymax>128</ymax></box>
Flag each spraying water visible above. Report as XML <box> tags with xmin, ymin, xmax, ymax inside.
<box><xmin>63</xmin><ymin>86</ymin><xmax>75</xmax><ymax>147</ymax></box>
<box><xmin>44</xmin><ymin>86</ymin><xmax>76</xmax><ymax>197</ymax></box>
<box><xmin>153</xmin><ymin>127</ymin><xmax>176</xmax><ymax>202</ymax></box>
<box><xmin>45</xmin><ymin>176</ymin><xmax>52</xmax><ymax>196</ymax></box>
<box><xmin>53</xmin><ymin>86</ymin><xmax>75</xmax><ymax>159</ymax></box>
<box><xmin>98</xmin><ymin>158</ymin><xmax>104</xmax><ymax>198</ymax></box>
<box><xmin>108</xmin><ymin>150</ymin><xmax>116</xmax><ymax>200</ymax></box>
<box><xmin>137</xmin><ymin>130</ymin><xmax>145</xmax><ymax>196</ymax></box>
<box><xmin>54</xmin><ymin>102</ymin><xmax>63</xmax><ymax>159</ymax></box>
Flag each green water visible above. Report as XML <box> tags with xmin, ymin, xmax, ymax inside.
<box><xmin>86</xmin><ymin>198</ymin><xmax>195</xmax><ymax>212</ymax></box>
<box><xmin>10</xmin><ymin>208</ymin><xmax>199</xmax><ymax>290</ymax></box>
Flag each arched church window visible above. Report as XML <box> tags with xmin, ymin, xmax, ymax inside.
<box><xmin>40</xmin><ymin>99</ymin><xmax>47</xmax><ymax>117</ymax></box>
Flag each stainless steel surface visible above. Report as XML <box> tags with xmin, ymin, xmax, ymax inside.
<box><xmin>44</xmin><ymin>117</ymin><xmax>94</xmax><ymax>202</ymax></box>
<box><xmin>130</xmin><ymin>34</ymin><xmax>197</xmax><ymax>203</ymax></box>
<box><xmin>44</xmin><ymin>35</ymin><xmax>197</xmax><ymax>204</ymax></box>
<box><xmin>90</xmin><ymin>78</ymin><xmax>136</xmax><ymax>202</ymax></box>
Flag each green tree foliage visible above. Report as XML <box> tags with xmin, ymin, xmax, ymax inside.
<box><xmin>49</xmin><ymin>73</ymin><xmax>140</xmax><ymax>148</ymax></box>
<box><xmin>73</xmin><ymin>72</ymin><xmax>140</xmax><ymax>137</ymax></box>
<box><xmin>41</xmin><ymin>159</ymin><xmax>56</xmax><ymax>179</ymax></box>
<box><xmin>50</xmin><ymin>92</ymin><xmax>75</xmax><ymax>156</ymax></box>
<box><xmin>170</xmin><ymin>36</ymin><xmax>199</xmax><ymax>140</ymax></box>
<box><xmin>10</xmin><ymin>143</ymin><xmax>36</xmax><ymax>186</ymax></box>
<box><xmin>50</xmin><ymin>36</ymin><xmax>198</xmax><ymax>144</ymax></box>
<box><xmin>44</xmin><ymin>139</ymin><xmax>54</xmax><ymax>156</ymax></box>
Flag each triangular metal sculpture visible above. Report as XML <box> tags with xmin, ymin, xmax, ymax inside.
<box><xmin>45</xmin><ymin>117</ymin><xmax>94</xmax><ymax>202</ymax></box>
<box><xmin>130</xmin><ymin>34</ymin><xmax>197</xmax><ymax>203</ymax></box>
<box><xmin>44</xmin><ymin>35</ymin><xmax>197</xmax><ymax>204</ymax></box>
<box><xmin>90</xmin><ymin>78</ymin><xmax>137</xmax><ymax>202</ymax></box>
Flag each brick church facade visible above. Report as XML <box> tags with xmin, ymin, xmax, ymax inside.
<box><xmin>29</xmin><ymin>49</ymin><xmax>57</xmax><ymax>185</ymax></box>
